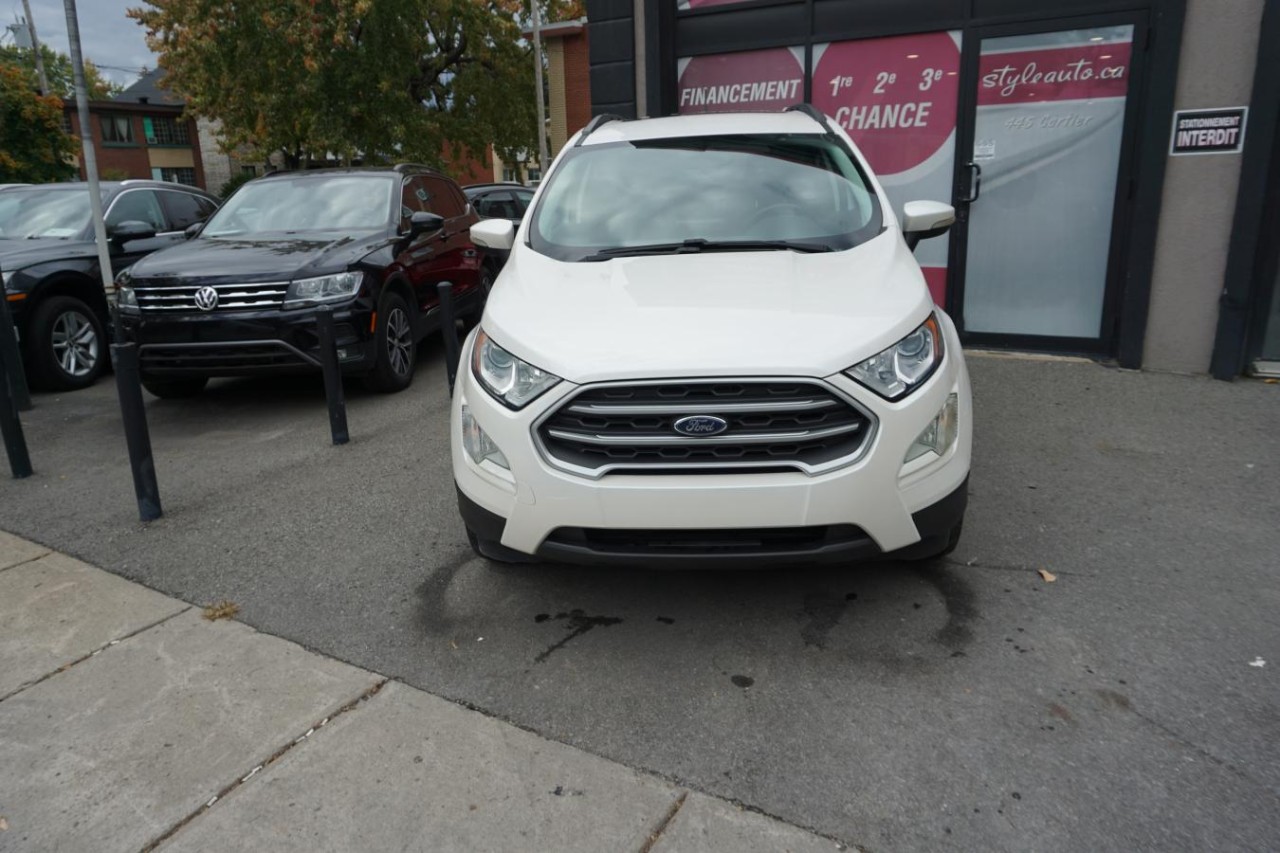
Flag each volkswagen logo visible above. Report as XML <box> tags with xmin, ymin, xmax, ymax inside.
<box><xmin>673</xmin><ymin>415</ymin><xmax>729</xmax><ymax>437</ymax></box>
<box><xmin>193</xmin><ymin>286</ymin><xmax>219</xmax><ymax>312</ymax></box>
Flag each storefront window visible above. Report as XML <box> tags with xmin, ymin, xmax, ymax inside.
<box><xmin>812</xmin><ymin>31</ymin><xmax>962</xmax><ymax>304</ymax></box>
<box><xmin>677</xmin><ymin>47</ymin><xmax>804</xmax><ymax>115</ymax></box>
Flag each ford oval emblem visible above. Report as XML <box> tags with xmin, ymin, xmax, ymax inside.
<box><xmin>673</xmin><ymin>415</ymin><xmax>729</xmax><ymax>437</ymax></box>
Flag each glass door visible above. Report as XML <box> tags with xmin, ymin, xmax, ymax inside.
<box><xmin>949</xmin><ymin>18</ymin><xmax>1145</xmax><ymax>352</ymax></box>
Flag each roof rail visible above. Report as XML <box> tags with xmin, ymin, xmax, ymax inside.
<box><xmin>575</xmin><ymin>113</ymin><xmax>626</xmax><ymax>146</ymax></box>
<box><xmin>784</xmin><ymin>103</ymin><xmax>837</xmax><ymax>135</ymax></box>
<box><xmin>392</xmin><ymin>163</ymin><xmax>437</xmax><ymax>174</ymax></box>
<box><xmin>119</xmin><ymin>179</ymin><xmax>151</xmax><ymax>186</ymax></box>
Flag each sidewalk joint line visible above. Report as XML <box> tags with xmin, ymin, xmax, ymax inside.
<box><xmin>138</xmin><ymin>678</ymin><xmax>389</xmax><ymax>852</ymax></box>
<box><xmin>0</xmin><ymin>550</ymin><xmax>53</xmax><ymax>574</ymax></box>
<box><xmin>0</xmin><ymin>605</ymin><xmax>193</xmax><ymax>704</ymax></box>
<box><xmin>638</xmin><ymin>790</ymin><xmax>688</xmax><ymax>853</ymax></box>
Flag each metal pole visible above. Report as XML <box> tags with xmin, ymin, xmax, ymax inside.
<box><xmin>315</xmin><ymin>307</ymin><xmax>349</xmax><ymax>445</ymax></box>
<box><xmin>531</xmin><ymin>1</ymin><xmax>549</xmax><ymax>175</ymax></box>
<box><xmin>437</xmin><ymin>282</ymin><xmax>461</xmax><ymax>393</ymax></box>
<box><xmin>0</xmin><ymin>273</ymin><xmax>32</xmax><ymax>412</ymax></box>
<box><xmin>63</xmin><ymin>0</ymin><xmax>114</xmax><ymax>301</ymax></box>
<box><xmin>0</xmin><ymin>359</ymin><xmax>32</xmax><ymax>479</ymax></box>
<box><xmin>20</xmin><ymin>0</ymin><xmax>48</xmax><ymax>95</ymax></box>
<box><xmin>110</xmin><ymin>342</ymin><xmax>161</xmax><ymax>520</ymax></box>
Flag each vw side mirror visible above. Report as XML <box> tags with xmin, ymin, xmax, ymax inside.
<box><xmin>109</xmin><ymin>220</ymin><xmax>157</xmax><ymax>249</ymax></box>
<box><xmin>184</xmin><ymin>221</ymin><xmax>205</xmax><ymax>239</ymax></box>
<box><xmin>902</xmin><ymin>201</ymin><xmax>955</xmax><ymax>251</ymax></box>
<box><xmin>407</xmin><ymin>211</ymin><xmax>445</xmax><ymax>240</ymax></box>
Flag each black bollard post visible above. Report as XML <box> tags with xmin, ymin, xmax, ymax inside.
<box><xmin>110</xmin><ymin>342</ymin><xmax>162</xmax><ymax>520</ymax></box>
<box><xmin>0</xmin><ymin>343</ymin><xmax>32</xmax><ymax>479</ymax></box>
<box><xmin>0</xmin><ymin>274</ymin><xmax>32</xmax><ymax>412</ymax></box>
<box><xmin>436</xmin><ymin>281</ymin><xmax>461</xmax><ymax>394</ymax></box>
<box><xmin>316</xmin><ymin>307</ymin><xmax>349</xmax><ymax>445</ymax></box>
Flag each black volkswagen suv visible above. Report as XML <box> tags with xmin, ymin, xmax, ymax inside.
<box><xmin>0</xmin><ymin>181</ymin><xmax>218</xmax><ymax>390</ymax></box>
<box><xmin>117</xmin><ymin>165</ymin><xmax>493</xmax><ymax>397</ymax></box>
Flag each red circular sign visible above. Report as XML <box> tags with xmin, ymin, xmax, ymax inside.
<box><xmin>678</xmin><ymin>48</ymin><xmax>804</xmax><ymax>114</ymax></box>
<box><xmin>812</xmin><ymin>33</ymin><xmax>960</xmax><ymax>176</ymax></box>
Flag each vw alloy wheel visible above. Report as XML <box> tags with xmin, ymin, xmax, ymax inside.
<box><xmin>51</xmin><ymin>309</ymin><xmax>99</xmax><ymax>378</ymax></box>
<box><xmin>386</xmin><ymin>306</ymin><xmax>413</xmax><ymax>376</ymax></box>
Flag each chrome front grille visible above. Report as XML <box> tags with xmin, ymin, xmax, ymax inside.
<box><xmin>536</xmin><ymin>379</ymin><xmax>875</xmax><ymax>477</ymax></box>
<box><xmin>132</xmin><ymin>280</ymin><xmax>288</xmax><ymax>312</ymax></box>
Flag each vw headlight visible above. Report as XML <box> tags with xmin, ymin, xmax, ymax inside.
<box><xmin>846</xmin><ymin>313</ymin><xmax>944</xmax><ymax>400</ymax></box>
<box><xmin>471</xmin><ymin>328</ymin><xmax>560</xmax><ymax>409</ymax></box>
<box><xmin>1</xmin><ymin>270</ymin><xmax>13</xmax><ymax>288</ymax></box>
<box><xmin>114</xmin><ymin>269</ymin><xmax>138</xmax><ymax>310</ymax></box>
<box><xmin>284</xmin><ymin>271</ymin><xmax>364</xmax><ymax>308</ymax></box>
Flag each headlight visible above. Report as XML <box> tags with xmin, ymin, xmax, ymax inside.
<box><xmin>846</xmin><ymin>313</ymin><xmax>944</xmax><ymax>400</ymax></box>
<box><xmin>283</xmin><ymin>271</ymin><xmax>364</xmax><ymax>308</ymax></box>
<box><xmin>471</xmin><ymin>328</ymin><xmax>560</xmax><ymax>409</ymax></box>
<box><xmin>116</xmin><ymin>286</ymin><xmax>138</xmax><ymax>310</ymax></box>
<box><xmin>1</xmin><ymin>270</ymin><xmax>15</xmax><ymax>288</ymax></box>
<box><xmin>461</xmin><ymin>404</ymin><xmax>510</xmax><ymax>470</ymax></box>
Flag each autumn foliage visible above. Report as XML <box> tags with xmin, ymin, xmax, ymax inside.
<box><xmin>0</xmin><ymin>63</ymin><xmax>77</xmax><ymax>183</ymax></box>
<box><xmin>127</xmin><ymin>0</ymin><xmax>551</xmax><ymax>169</ymax></box>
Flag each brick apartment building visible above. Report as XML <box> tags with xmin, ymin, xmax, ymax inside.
<box><xmin>63</xmin><ymin>70</ymin><xmax>206</xmax><ymax>189</ymax></box>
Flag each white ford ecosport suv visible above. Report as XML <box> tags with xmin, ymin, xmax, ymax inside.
<box><xmin>453</xmin><ymin>106</ymin><xmax>970</xmax><ymax>567</ymax></box>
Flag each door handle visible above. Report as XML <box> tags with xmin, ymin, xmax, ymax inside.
<box><xmin>961</xmin><ymin>162</ymin><xmax>982</xmax><ymax>204</ymax></box>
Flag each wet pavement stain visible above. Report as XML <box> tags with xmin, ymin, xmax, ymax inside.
<box><xmin>799</xmin><ymin>589</ymin><xmax>849</xmax><ymax>649</ymax></box>
<box><xmin>914</xmin><ymin>565</ymin><xmax>977</xmax><ymax>651</ymax></box>
<box><xmin>731</xmin><ymin>674</ymin><xmax>755</xmax><ymax>688</ymax></box>
<box><xmin>534</xmin><ymin>609</ymin><xmax>623</xmax><ymax>663</ymax></box>
<box><xmin>656</xmin><ymin>616</ymin><xmax>675</xmax><ymax>625</ymax></box>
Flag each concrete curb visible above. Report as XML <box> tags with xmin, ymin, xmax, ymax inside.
<box><xmin>0</xmin><ymin>531</ymin><xmax>852</xmax><ymax>852</ymax></box>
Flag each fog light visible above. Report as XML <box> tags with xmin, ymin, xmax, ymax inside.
<box><xmin>461</xmin><ymin>404</ymin><xmax>510</xmax><ymax>470</ymax></box>
<box><xmin>905</xmin><ymin>393</ymin><xmax>958</xmax><ymax>463</ymax></box>
<box><xmin>336</xmin><ymin>347</ymin><xmax>360</xmax><ymax>361</ymax></box>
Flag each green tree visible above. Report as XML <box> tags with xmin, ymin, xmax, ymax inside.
<box><xmin>0</xmin><ymin>44</ymin><xmax>122</xmax><ymax>100</ymax></box>
<box><xmin>0</xmin><ymin>62</ymin><xmax>78</xmax><ymax>183</ymax></box>
<box><xmin>128</xmin><ymin>0</ymin><xmax>543</xmax><ymax>169</ymax></box>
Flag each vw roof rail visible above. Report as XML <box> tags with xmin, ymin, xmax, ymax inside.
<box><xmin>784</xmin><ymin>102</ymin><xmax>837</xmax><ymax>135</ymax></box>
<box><xmin>575</xmin><ymin>113</ymin><xmax>627</xmax><ymax>146</ymax></box>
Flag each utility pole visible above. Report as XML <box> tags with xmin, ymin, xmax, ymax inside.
<box><xmin>20</xmin><ymin>0</ymin><xmax>49</xmax><ymax>95</ymax></box>
<box><xmin>531</xmin><ymin>0</ymin><xmax>549</xmax><ymax>178</ymax></box>
<box><xmin>63</xmin><ymin>0</ymin><xmax>113</xmax><ymax>299</ymax></box>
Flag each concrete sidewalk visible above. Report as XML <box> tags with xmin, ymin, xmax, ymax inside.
<box><xmin>0</xmin><ymin>531</ymin><xmax>846</xmax><ymax>852</ymax></box>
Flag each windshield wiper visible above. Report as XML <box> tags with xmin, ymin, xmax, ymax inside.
<box><xmin>581</xmin><ymin>238</ymin><xmax>833</xmax><ymax>261</ymax></box>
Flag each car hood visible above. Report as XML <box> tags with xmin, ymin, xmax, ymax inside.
<box><xmin>482</xmin><ymin>230</ymin><xmax>935</xmax><ymax>384</ymax></box>
<box><xmin>0</xmin><ymin>238</ymin><xmax>97</xmax><ymax>272</ymax></box>
<box><xmin>127</xmin><ymin>233</ymin><xmax>389</xmax><ymax>282</ymax></box>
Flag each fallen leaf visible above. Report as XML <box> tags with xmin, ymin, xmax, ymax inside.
<box><xmin>1038</xmin><ymin>568</ymin><xmax>1057</xmax><ymax>583</ymax></box>
<box><xmin>449</xmin><ymin>640</ymin><xmax>458</xmax><ymax>650</ymax></box>
<box><xmin>0</xmin><ymin>816</ymin><xmax>8</xmax><ymax>831</ymax></box>
<box><xmin>1263</xmin><ymin>378</ymin><xmax>1278</xmax><ymax>384</ymax></box>
<box><xmin>202</xmin><ymin>600</ymin><xmax>239</xmax><ymax>621</ymax></box>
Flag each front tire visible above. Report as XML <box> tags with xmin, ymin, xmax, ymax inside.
<box><xmin>364</xmin><ymin>291</ymin><xmax>416</xmax><ymax>393</ymax></box>
<box><xmin>142</xmin><ymin>377</ymin><xmax>208</xmax><ymax>399</ymax></box>
<box><xmin>27</xmin><ymin>295</ymin><xmax>106</xmax><ymax>391</ymax></box>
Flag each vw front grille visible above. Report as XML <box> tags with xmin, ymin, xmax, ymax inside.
<box><xmin>536</xmin><ymin>379</ymin><xmax>876</xmax><ymax>477</ymax></box>
<box><xmin>132</xmin><ymin>280</ymin><xmax>288</xmax><ymax>312</ymax></box>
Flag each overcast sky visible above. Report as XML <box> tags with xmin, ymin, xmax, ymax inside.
<box><xmin>14</xmin><ymin>0</ymin><xmax>157</xmax><ymax>86</ymax></box>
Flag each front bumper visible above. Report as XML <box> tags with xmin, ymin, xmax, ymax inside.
<box><xmin>451</xmin><ymin>319</ymin><xmax>973</xmax><ymax>564</ymax></box>
<box><xmin>120</xmin><ymin>304</ymin><xmax>375</xmax><ymax>378</ymax></box>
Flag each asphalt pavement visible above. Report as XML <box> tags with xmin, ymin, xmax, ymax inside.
<box><xmin>0</xmin><ymin>342</ymin><xmax>1276</xmax><ymax>851</ymax></box>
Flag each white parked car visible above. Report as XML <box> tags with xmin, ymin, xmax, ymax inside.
<box><xmin>453</xmin><ymin>107</ymin><xmax>970</xmax><ymax>567</ymax></box>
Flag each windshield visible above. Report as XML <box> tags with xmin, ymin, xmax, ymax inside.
<box><xmin>203</xmin><ymin>175</ymin><xmax>395</xmax><ymax>237</ymax></box>
<box><xmin>530</xmin><ymin>133</ymin><xmax>883</xmax><ymax>261</ymax></box>
<box><xmin>0</xmin><ymin>188</ymin><xmax>93</xmax><ymax>239</ymax></box>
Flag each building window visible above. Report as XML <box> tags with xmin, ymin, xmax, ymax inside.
<box><xmin>61</xmin><ymin>112</ymin><xmax>73</xmax><ymax>135</ymax></box>
<box><xmin>526</xmin><ymin>168</ymin><xmax>542</xmax><ymax>183</ymax></box>
<box><xmin>100</xmin><ymin>114</ymin><xmax>134</xmax><ymax>144</ymax></box>
<box><xmin>144</xmin><ymin>116</ymin><xmax>190</xmax><ymax>145</ymax></box>
<box><xmin>157</xmin><ymin>167</ymin><xmax>197</xmax><ymax>186</ymax></box>
<box><xmin>502</xmin><ymin>167</ymin><xmax>517</xmax><ymax>183</ymax></box>
<box><xmin>240</xmin><ymin>165</ymin><xmax>258</xmax><ymax>176</ymax></box>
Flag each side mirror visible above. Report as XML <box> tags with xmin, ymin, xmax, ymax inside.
<box><xmin>407</xmin><ymin>211</ymin><xmax>445</xmax><ymax>240</ymax></box>
<box><xmin>183</xmin><ymin>221</ymin><xmax>205</xmax><ymax>239</ymax></box>
<box><xmin>109</xmin><ymin>220</ymin><xmax>157</xmax><ymax>248</ymax></box>
<box><xmin>471</xmin><ymin>218</ymin><xmax>515</xmax><ymax>252</ymax></box>
<box><xmin>902</xmin><ymin>201</ymin><xmax>955</xmax><ymax>251</ymax></box>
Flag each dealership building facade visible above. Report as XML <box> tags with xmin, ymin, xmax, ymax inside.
<box><xmin>584</xmin><ymin>0</ymin><xmax>1280</xmax><ymax>377</ymax></box>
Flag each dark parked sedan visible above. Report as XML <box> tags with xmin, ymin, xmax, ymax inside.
<box><xmin>117</xmin><ymin>165</ymin><xmax>493</xmax><ymax>397</ymax></box>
